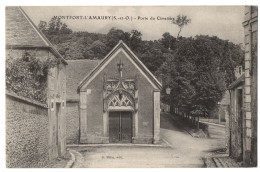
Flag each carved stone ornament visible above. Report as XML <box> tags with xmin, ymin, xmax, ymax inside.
<box><xmin>103</xmin><ymin>62</ymin><xmax>139</xmax><ymax>111</ymax></box>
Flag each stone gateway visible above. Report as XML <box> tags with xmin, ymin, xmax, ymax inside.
<box><xmin>66</xmin><ymin>41</ymin><xmax>162</xmax><ymax>144</ymax></box>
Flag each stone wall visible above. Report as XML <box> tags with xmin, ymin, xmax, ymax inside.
<box><xmin>6</xmin><ymin>7</ymin><xmax>67</xmax><ymax>166</ymax></box>
<box><xmin>66</xmin><ymin>102</ymin><xmax>80</xmax><ymax>144</ymax></box>
<box><xmin>6</xmin><ymin>47</ymin><xmax>67</xmax><ymax>160</ymax></box>
<box><xmin>229</xmin><ymin>86</ymin><xmax>244</xmax><ymax>161</ymax></box>
<box><xmin>243</xmin><ymin>6</ymin><xmax>258</xmax><ymax>166</ymax></box>
<box><xmin>47</xmin><ymin>52</ymin><xmax>67</xmax><ymax>158</ymax></box>
<box><xmin>225</xmin><ymin>104</ymin><xmax>230</xmax><ymax>155</ymax></box>
<box><xmin>6</xmin><ymin>94</ymin><xmax>49</xmax><ymax>168</ymax></box>
<box><xmin>249</xmin><ymin>9</ymin><xmax>257</xmax><ymax>167</ymax></box>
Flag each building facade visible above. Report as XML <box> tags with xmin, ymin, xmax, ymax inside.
<box><xmin>242</xmin><ymin>6</ymin><xmax>257</xmax><ymax>166</ymax></box>
<box><xmin>228</xmin><ymin>74</ymin><xmax>245</xmax><ymax>162</ymax></box>
<box><xmin>6</xmin><ymin>7</ymin><xmax>67</xmax><ymax>167</ymax></box>
<box><xmin>210</xmin><ymin>91</ymin><xmax>230</xmax><ymax>123</ymax></box>
<box><xmin>66</xmin><ymin>60</ymin><xmax>100</xmax><ymax>144</ymax></box>
<box><xmin>227</xmin><ymin>6</ymin><xmax>257</xmax><ymax>167</ymax></box>
<box><xmin>66</xmin><ymin>41</ymin><xmax>162</xmax><ymax>144</ymax></box>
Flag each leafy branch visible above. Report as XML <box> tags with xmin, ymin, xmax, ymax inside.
<box><xmin>6</xmin><ymin>51</ymin><xmax>61</xmax><ymax>103</ymax></box>
<box><xmin>172</xmin><ymin>15</ymin><xmax>191</xmax><ymax>39</ymax></box>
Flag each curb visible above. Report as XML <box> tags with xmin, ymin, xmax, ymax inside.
<box><xmin>65</xmin><ymin>149</ymin><xmax>76</xmax><ymax>168</ymax></box>
<box><xmin>168</xmin><ymin>115</ymin><xmax>212</xmax><ymax>138</ymax></box>
<box><xmin>67</xmin><ymin>143</ymin><xmax>169</xmax><ymax>148</ymax></box>
<box><xmin>199</xmin><ymin>121</ymin><xmax>225</xmax><ymax>128</ymax></box>
<box><xmin>161</xmin><ymin>138</ymin><xmax>173</xmax><ymax>147</ymax></box>
<box><xmin>168</xmin><ymin>115</ymin><xmax>195</xmax><ymax>137</ymax></box>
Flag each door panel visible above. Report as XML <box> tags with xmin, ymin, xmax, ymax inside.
<box><xmin>109</xmin><ymin>112</ymin><xmax>120</xmax><ymax>143</ymax></box>
<box><xmin>237</xmin><ymin>89</ymin><xmax>243</xmax><ymax>160</ymax></box>
<box><xmin>109</xmin><ymin>111</ymin><xmax>132</xmax><ymax>143</ymax></box>
<box><xmin>56</xmin><ymin>103</ymin><xmax>61</xmax><ymax>156</ymax></box>
<box><xmin>121</xmin><ymin>112</ymin><xmax>132</xmax><ymax>143</ymax></box>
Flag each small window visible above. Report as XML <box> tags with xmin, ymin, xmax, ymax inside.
<box><xmin>239</xmin><ymin>66</ymin><xmax>242</xmax><ymax>75</ymax></box>
<box><xmin>62</xmin><ymin>101</ymin><xmax>65</xmax><ymax>109</ymax></box>
<box><xmin>50</xmin><ymin>100</ymin><xmax>54</xmax><ymax>111</ymax></box>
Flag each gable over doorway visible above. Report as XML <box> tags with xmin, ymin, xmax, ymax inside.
<box><xmin>76</xmin><ymin>40</ymin><xmax>162</xmax><ymax>144</ymax></box>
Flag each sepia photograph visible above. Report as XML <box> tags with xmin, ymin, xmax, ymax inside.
<box><xmin>3</xmin><ymin>2</ymin><xmax>258</xmax><ymax>168</ymax></box>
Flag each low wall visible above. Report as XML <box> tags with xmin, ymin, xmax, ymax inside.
<box><xmin>6</xmin><ymin>94</ymin><xmax>49</xmax><ymax>168</ymax></box>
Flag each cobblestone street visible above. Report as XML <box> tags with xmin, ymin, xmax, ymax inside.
<box><xmin>65</xmin><ymin>112</ymin><xmax>226</xmax><ymax>168</ymax></box>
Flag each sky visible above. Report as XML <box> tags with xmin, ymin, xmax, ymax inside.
<box><xmin>23</xmin><ymin>6</ymin><xmax>244</xmax><ymax>44</ymax></box>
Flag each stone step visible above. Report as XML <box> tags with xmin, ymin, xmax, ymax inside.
<box><xmin>212</xmin><ymin>157</ymin><xmax>240</xmax><ymax>168</ymax></box>
<box><xmin>203</xmin><ymin>157</ymin><xmax>217</xmax><ymax>168</ymax></box>
<box><xmin>217</xmin><ymin>157</ymin><xmax>230</xmax><ymax>167</ymax></box>
<box><xmin>219</xmin><ymin>157</ymin><xmax>240</xmax><ymax>168</ymax></box>
<box><xmin>212</xmin><ymin>157</ymin><xmax>224</xmax><ymax>167</ymax></box>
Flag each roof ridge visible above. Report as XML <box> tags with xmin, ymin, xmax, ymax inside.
<box><xmin>67</xmin><ymin>59</ymin><xmax>101</xmax><ymax>61</ymax></box>
<box><xmin>18</xmin><ymin>7</ymin><xmax>68</xmax><ymax>65</ymax></box>
<box><xmin>17</xmin><ymin>7</ymin><xmax>49</xmax><ymax>47</ymax></box>
<box><xmin>77</xmin><ymin>40</ymin><xmax>162</xmax><ymax>90</ymax></box>
<box><xmin>120</xmin><ymin>41</ymin><xmax>162</xmax><ymax>88</ymax></box>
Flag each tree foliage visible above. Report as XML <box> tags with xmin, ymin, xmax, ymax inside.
<box><xmin>38</xmin><ymin>18</ymin><xmax>244</xmax><ymax>116</ymax></box>
<box><xmin>39</xmin><ymin>19</ymin><xmax>165</xmax><ymax>71</ymax></box>
<box><xmin>38</xmin><ymin>17</ymin><xmax>73</xmax><ymax>44</ymax></box>
<box><xmin>157</xmin><ymin>35</ymin><xmax>244</xmax><ymax>117</ymax></box>
<box><xmin>172</xmin><ymin>15</ymin><xmax>191</xmax><ymax>38</ymax></box>
<box><xmin>6</xmin><ymin>51</ymin><xmax>60</xmax><ymax>103</ymax></box>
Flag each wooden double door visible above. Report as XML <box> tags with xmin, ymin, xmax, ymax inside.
<box><xmin>109</xmin><ymin>111</ymin><xmax>132</xmax><ymax>143</ymax></box>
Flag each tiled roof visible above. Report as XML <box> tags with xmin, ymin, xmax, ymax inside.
<box><xmin>228</xmin><ymin>74</ymin><xmax>245</xmax><ymax>90</ymax></box>
<box><xmin>66</xmin><ymin>60</ymin><xmax>100</xmax><ymax>100</ymax></box>
<box><xmin>5</xmin><ymin>7</ymin><xmax>67</xmax><ymax>65</ymax></box>
<box><xmin>78</xmin><ymin>40</ymin><xmax>162</xmax><ymax>90</ymax></box>
<box><xmin>6</xmin><ymin>6</ymin><xmax>48</xmax><ymax>47</ymax></box>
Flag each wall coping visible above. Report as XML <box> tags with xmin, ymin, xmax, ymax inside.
<box><xmin>6</xmin><ymin>91</ymin><xmax>48</xmax><ymax>109</ymax></box>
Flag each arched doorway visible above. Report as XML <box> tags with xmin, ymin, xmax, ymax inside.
<box><xmin>106</xmin><ymin>90</ymin><xmax>135</xmax><ymax>143</ymax></box>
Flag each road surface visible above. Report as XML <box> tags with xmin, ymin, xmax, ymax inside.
<box><xmin>68</xmin><ymin>112</ymin><xmax>225</xmax><ymax>168</ymax></box>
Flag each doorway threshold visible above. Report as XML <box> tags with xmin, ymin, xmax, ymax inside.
<box><xmin>67</xmin><ymin>143</ymin><xmax>169</xmax><ymax>148</ymax></box>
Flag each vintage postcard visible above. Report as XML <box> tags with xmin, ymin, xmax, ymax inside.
<box><xmin>4</xmin><ymin>5</ymin><xmax>258</xmax><ymax>168</ymax></box>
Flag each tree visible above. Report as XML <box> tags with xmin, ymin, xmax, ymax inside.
<box><xmin>47</xmin><ymin>17</ymin><xmax>62</xmax><ymax>35</ymax></box>
<box><xmin>38</xmin><ymin>21</ymin><xmax>47</xmax><ymax>32</ymax></box>
<box><xmin>157</xmin><ymin>35</ymin><xmax>244</xmax><ymax>120</ymax></box>
<box><xmin>139</xmin><ymin>40</ymin><xmax>166</xmax><ymax>73</ymax></box>
<box><xmin>172</xmin><ymin>15</ymin><xmax>191</xmax><ymax>39</ymax></box>
<box><xmin>105</xmin><ymin>28</ymin><xmax>130</xmax><ymax>50</ymax></box>
<box><xmin>39</xmin><ymin>17</ymin><xmax>72</xmax><ymax>43</ymax></box>
<box><xmin>161</xmin><ymin>32</ymin><xmax>176</xmax><ymax>50</ymax></box>
<box><xmin>89</xmin><ymin>40</ymin><xmax>107</xmax><ymax>59</ymax></box>
<box><xmin>37</xmin><ymin>18</ymin><xmax>244</xmax><ymax>121</ymax></box>
<box><xmin>60</xmin><ymin>23</ymin><xmax>73</xmax><ymax>34</ymax></box>
<box><xmin>129</xmin><ymin>30</ymin><xmax>142</xmax><ymax>51</ymax></box>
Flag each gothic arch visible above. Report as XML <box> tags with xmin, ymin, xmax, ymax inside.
<box><xmin>105</xmin><ymin>89</ymin><xmax>135</xmax><ymax>111</ymax></box>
